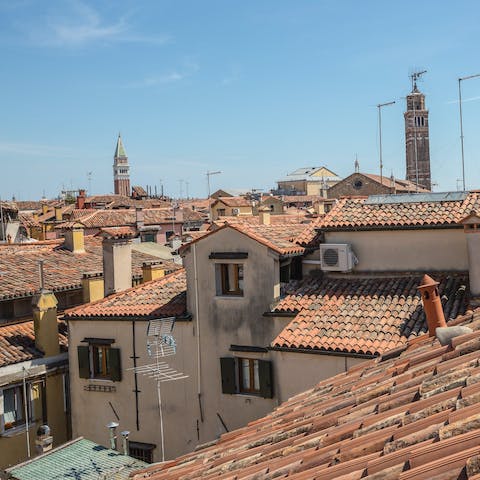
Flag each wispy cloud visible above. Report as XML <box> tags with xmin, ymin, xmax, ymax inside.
<box><xmin>21</xmin><ymin>0</ymin><xmax>170</xmax><ymax>48</ymax></box>
<box><xmin>0</xmin><ymin>141</ymin><xmax>72</xmax><ymax>157</ymax></box>
<box><xmin>446</xmin><ymin>96</ymin><xmax>480</xmax><ymax>105</ymax></box>
<box><xmin>125</xmin><ymin>61</ymin><xmax>199</xmax><ymax>88</ymax></box>
<box><xmin>220</xmin><ymin>65</ymin><xmax>241</xmax><ymax>86</ymax></box>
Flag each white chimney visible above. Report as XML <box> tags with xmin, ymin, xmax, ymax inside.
<box><xmin>101</xmin><ymin>233</ymin><xmax>133</xmax><ymax>296</ymax></box>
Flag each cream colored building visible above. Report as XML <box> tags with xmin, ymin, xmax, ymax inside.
<box><xmin>276</xmin><ymin>166</ymin><xmax>340</xmax><ymax>196</ymax></box>
<box><xmin>210</xmin><ymin>197</ymin><xmax>253</xmax><ymax>220</ymax></box>
<box><xmin>0</xmin><ymin>291</ymin><xmax>69</xmax><ymax>469</ymax></box>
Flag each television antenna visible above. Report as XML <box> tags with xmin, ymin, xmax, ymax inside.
<box><xmin>128</xmin><ymin>317</ymin><xmax>188</xmax><ymax>462</ymax></box>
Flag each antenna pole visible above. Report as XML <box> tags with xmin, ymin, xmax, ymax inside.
<box><xmin>458</xmin><ymin>73</ymin><xmax>480</xmax><ymax>191</ymax></box>
<box><xmin>377</xmin><ymin>101</ymin><xmax>395</xmax><ymax>186</ymax></box>
<box><xmin>38</xmin><ymin>260</ymin><xmax>45</xmax><ymax>291</ymax></box>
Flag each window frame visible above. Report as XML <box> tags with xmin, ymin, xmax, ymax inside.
<box><xmin>0</xmin><ymin>382</ymin><xmax>37</xmax><ymax>434</ymax></box>
<box><xmin>218</xmin><ymin>263</ymin><xmax>244</xmax><ymax>296</ymax></box>
<box><xmin>78</xmin><ymin>340</ymin><xmax>122</xmax><ymax>382</ymax></box>
<box><xmin>238</xmin><ymin>358</ymin><xmax>260</xmax><ymax>394</ymax></box>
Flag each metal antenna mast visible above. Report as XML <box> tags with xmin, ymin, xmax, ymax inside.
<box><xmin>377</xmin><ymin>101</ymin><xmax>395</xmax><ymax>185</ymax></box>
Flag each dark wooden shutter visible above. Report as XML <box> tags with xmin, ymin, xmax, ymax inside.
<box><xmin>108</xmin><ymin>348</ymin><xmax>122</xmax><ymax>382</ymax></box>
<box><xmin>220</xmin><ymin>357</ymin><xmax>236</xmax><ymax>394</ymax></box>
<box><xmin>258</xmin><ymin>360</ymin><xmax>273</xmax><ymax>398</ymax></box>
<box><xmin>77</xmin><ymin>346</ymin><xmax>90</xmax><ymax>379</ymax></box>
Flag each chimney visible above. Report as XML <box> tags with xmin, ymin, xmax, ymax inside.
<box><xmin>142</xmin><ymin>261</ymin><xmax>165</xmax><ymax>282</ymax></box>
<box><xmin>135</xmin><ymin>207</ymin><xmax>144</xmax><ymax>230</ymax></box>
<box><xmin>82</xmin><ymin>272</ymin><xmax>104</xmax><ymax>303</ymax></box>
<box><xmin>41</xmin><ymin>204</ymin><xmax>49</xmax><ymax>215</ymax></box>
<box><xmin>35</xmin><ymin>425</ymin><xmax>53</xmax><ymax>455</ymax></box>
<box><xmin>102</xmin><ymin>233</ymin><xmax>133</xmax><ymax>296</ymax></box>
<box><xmin>64</xmin><ymin>224</ymin><xmax>85</xmax><ymax>253</ymax></box>
<box><xmin>314</xmin><ymin>200</ymin><xmax>325</xmax><ymax>215</ymax></box>
<box><xmin>258</xmin><ymin>206</ymin><xmax>271</xmax><ymax>225</ymax></box>
<box><xmin>33</xmin><ymin>212</ymin><xmax>39</xmax><ymax>222</ymax></box>
<box><xmin>54</xmin><ymin>206</ymin><xmax>62</xmax><ymax>222</ymax></box>
<box><xmin>418</xmin><ymin>274</ymin><xmax>447</xmax><ymax>336</ymax></box>
<box><xmin>461</xmin><ymin>211</ymin><xmax>480</xmax><ymax>299</ymax></box>
<box><xmin>76</xmin><ymin>189</ymin><xmax>86</xmax><ymax>209</ymax></box>
<box><xmin>32</xmin><ymin>261</ymin><xmax>60</xmax><ymax>357</ymax></box>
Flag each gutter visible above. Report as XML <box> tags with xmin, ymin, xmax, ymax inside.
<box><xmin>269</xmin><ymin>346</ymin><xmax>377</xmax><ymax>360</ymax></box>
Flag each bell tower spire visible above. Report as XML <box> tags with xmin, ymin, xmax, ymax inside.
<box><xmin>113</xmin><ymin>133</ymin><xmax>131</xmax><ymax>196</ymax></box>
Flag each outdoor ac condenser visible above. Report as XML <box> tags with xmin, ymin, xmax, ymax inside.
<box><xmin>319</xmin><ymin>243</ymin><xmax>357</xmax><ymax>272</ymax></box>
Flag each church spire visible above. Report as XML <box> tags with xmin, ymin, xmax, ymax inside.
<box><xmin>113</xmin><ymin>134</ymin><xmax>131</xmax><ymax>196</ymax></box>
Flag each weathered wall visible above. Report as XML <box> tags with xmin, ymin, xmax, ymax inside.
<box><xmin>327</xmin><ymin>173</ymin><xmax>391</xmax><ymax>199</ymax></box>
<box><xmin>325</xmin><ymin>229</ymin><xmax>467</xmax><ymax>272</ymax></box>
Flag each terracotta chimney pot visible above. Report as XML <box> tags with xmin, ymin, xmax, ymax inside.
<box><xmin>418</xmin><ymin>274</ymin><xmax>447</xmax><ymax>337</ymax></box>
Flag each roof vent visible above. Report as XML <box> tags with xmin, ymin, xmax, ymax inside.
<box><xmin>320</xmin><ymin>244</ymin><xmax>357</xmax><ymax>272</ymax></box>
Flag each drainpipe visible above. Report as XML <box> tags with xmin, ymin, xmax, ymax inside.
<box><xmin>193</xmin><ymin>243</ymin><xmax>204</xmax><ymax>422</ymax></box>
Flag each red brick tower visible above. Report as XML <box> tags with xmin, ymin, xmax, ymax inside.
<box><xmin>113</xmin><ymin>134</ymin><xmax>130</xmax><ymax>196</ymax></box>
<box><xmin>404</xmin><ymin>80</ymin><xmax>431</xmax><ymax>191</ymax></box>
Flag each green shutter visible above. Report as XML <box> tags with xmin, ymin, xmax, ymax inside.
<box><xmin>77</xmin><ymin>346</ymin><xmax>90</xmax><ymax>379</ymax></box>
<box><xmin>220</xmin><ymin>357</ymin><xmax>236</xmax><ymax>394</ymax></box>
<box><xmin>108</xmin><ymin>348</ymin><xmax>122</xmax><ymax>382</ymax></box>
<box><xmin>258</xmin><ymin>360</ymin><xmax>273</xmax><ymax>398</ymax></box>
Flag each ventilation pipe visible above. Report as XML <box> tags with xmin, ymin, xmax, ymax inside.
<box><xmin>418</xmin><ymin>274</ymin><xmax>447</xmax><ymax>336</ymax></box>
<box><xmin>121</xmin><ymin>430</ymin><xmax>130</xmax><ymax>456</ymax></box>
<box><xmin>106</xmin><ymin>421</ymin><xmax>119</xmax><ymax>450</ymax></box>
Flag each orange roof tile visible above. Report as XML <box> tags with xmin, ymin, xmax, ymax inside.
<box><xmin>318</xmin><ymin>192</ymin><xmax>480</xmax><ymax>230</ymax></box>
<box><xmin>0</xmin><ymin>319</ymin><xmax>68</xmax><ymax>368</ymax></box>
<box><xmin>0</xmin><ymin>236</ymin><xmax>170</xmax><ymax>300</ymax></box>
<box><xmin>131</xmin><ymin>309</ymin><xmax>480</xmax><ymax>480</ymax></box>
<box><xmin>64</xmin><ymin>269</ymin><xmax>187</xmax><ymax>319</ymax></box>
<box><xmin>271</xmin><ymin>274</ymin><xmax>469</xmax><ymax>355</ymax></box>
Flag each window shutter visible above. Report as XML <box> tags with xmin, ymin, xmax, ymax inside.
<box><xmin>77</xmin><ymin>346</ymin><xmax>90</xmax><ymax>379</ymax></box>
<box><xmin>108</xmin><ymin>348</ymin><xmax>122</xmax><ymax>382</ymax></box>
<box><xmin>220</xmin><ymin>357</ymin><xmax>236</xmax><ymax>394</ymax></box>
<box><xmin>258</xmin><ymin>360</ymin><xmax>273</xmax><ymax>398</ymax></box>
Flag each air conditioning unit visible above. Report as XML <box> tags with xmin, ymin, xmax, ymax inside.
<box><xmin>232</xmin><ymin>208</ymin><xmax>240</xmax><ymax>216</ymax></box>
<box><xmin>319</xmin><ymin>244</ymin><xmax>357</xmax><ymax>272</ymax></box>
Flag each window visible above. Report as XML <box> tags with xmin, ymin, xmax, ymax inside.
<box><xmin>77</xmin><ymin>341</ymin><xmax>122</xmax><ymax>381</ymax></box>
<box><xmin>218</xmin><ymin>208</ymin><xmax>226</xmax><ymax>217</ymax></box>
<box><xmin>129</xmin><ymin>442</ymin><xmax>156</xmax><ymax>463</ymax></box>
<box><xmin>2</xmin><ymin>386</ymin><xmax>25</xmax><ymax>430</ymax></box>
<box><xmin>220</xmin><ymin>357</ymin><xmax>273</xmax><ymax>398</ymax></box>
<box><xmin>353</xmin><ymin>179</ymin><xmax>363</xmax><ymax>190</ymax></box>
<box><xmin>217</xmin><ymin>264</ymin><xmax>244</xmax><ymax>296</ymax></box>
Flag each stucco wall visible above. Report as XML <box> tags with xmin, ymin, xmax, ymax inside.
<box><xmin>325</xmin><ymin>229</ymin><xmax>468</xmax><ymax>272</ymax></box>
<box><xmin>272</xmin><ymin>350</ymin><xmax>366</xmax><ymax>402</ymax></box>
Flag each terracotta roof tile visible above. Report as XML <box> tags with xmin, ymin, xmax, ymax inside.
<box><xmin>271</xmin><ymin>273</ymin><xmax>469</xmax><ymax>355</ymax></box>
<box><xmin>0</xmin><ymin>236</ymin><xmax>168</xmax><ymax>300</ymax></box>
<box><xmin>131</xmin><ymin>308</ymin><xmax>480</xmax><ymax>480</ymax></box>
<box><xmin>0</xmin><ymin>319</ymin><xmax>67</xmax><ymax>368</ymax></box>
<box><xmin>64</xmin><ymin>269</ymin><xmax>187</xmax><ymax>319</ymax></box>
<box><xmin>316</xmin><ymin>192</ymin><xmax>480</xmax><ymax>230</ymax></box>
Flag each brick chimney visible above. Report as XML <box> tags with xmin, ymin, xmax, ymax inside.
<box><xmin>258</xmin><ymin>206</ymin><xmax>271</xmax><ymax>225</ymax></box>
<box><xmin>76</xmin><ymin>189</ymin><xmax>86</xmax><ymax>209</ymax></box>
<box><xmin>461</xmin><ymin>211</ymin><xmax>480</xmax><ymax>298</ymax></box>
<box><xmin>102</xmin><ymin>232</ymin><xmax>133</xmax><ymax>296</ymax></box>
<box><xmin>142</xmin><ymin>261</ymin><xmax>165</xmax><ymax>282</ymax></box>
<box><xmin>63</xmin><ymin>224</ymin><xmax>85</xmax><ymax>253</ymax></box>
<box><xmin>418</xmin><ymin>274</ymin><xmax>447</xmax><ymax>336</ymax></box>
<box><xmin>32</xmin><ymin>262</ymin><xmax>60</xmax><ymax>357</ymax></box>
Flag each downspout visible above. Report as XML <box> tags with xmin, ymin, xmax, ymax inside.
<box><xmin>131</xmin><ymin>320</ymin><xmax>140</xmax><ymax>431</ymax></box>
<box><xmin>193</xmin><ymin>242</ymin><xmax>204</xmax><ymax>422</ymax></box>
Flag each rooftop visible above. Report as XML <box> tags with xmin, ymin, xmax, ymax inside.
<box><xmin>131</xmin><ymin>309</ymin><xmax>480</xmax><ymax>480</ymax></box>
<box><xmin>272</xmin><ymin>273</ymin><xmax>469</xmax><ymax>355</ymax></box>
<box><xmin>64</xmin><ymin>269</ymin><xmax>187</xmax><ymax>320</ymax></box>
<box><xmin>0</xmin><ymin>236</ymin><xmax>165</xmax><ymax>301</ymax></box>
<box><xmin>7</xmin><ymin>437</ymin><xmax>147</xmax><ymax>480</ymax></box>
<box><xmin>317</xmin><ymin>191</ymin><xmax>480</xmax><ymax>230</ymax></box>
<box><xmin>0</xmin><ymin>319</ymin><xmax>67</xmax><ymax>368</ymax></box>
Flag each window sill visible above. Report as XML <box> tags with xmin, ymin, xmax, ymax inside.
<box><xmin>215</xmin><ymin>295</ymin><xmax>245</xmax><ymax>299</ymax></box>
<box><xmin>1</xmin><ymin>422</ymin><xmax>35</xmax><ymax>437</ymax></box>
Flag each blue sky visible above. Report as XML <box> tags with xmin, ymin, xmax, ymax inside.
<box><xmin>1</xmin><ymin>0</ymin><xmax>480</xmax><ymax>199</ymax></box>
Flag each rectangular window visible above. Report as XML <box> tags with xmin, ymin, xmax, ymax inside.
<box><xmin>239</xmin><ymin>358</ymin><xmax>260</xmax><ymax>393</ymax></box>
<box><xmin>218</xmin><ymin>209</ymin><xmax>226</xmax><ymax>217</ymax></box>
<box><xmin>220</xmin><ymin>357</ymin><xmax>273</xmax><ymax>398</ymax></box>
<box><xmin>78</xmin><ymin>342</ymin><xmax>122</xmax><ymax>382</ymax></box>
<box><xmin>3</xmin><ymin>386</ymin><xmax>24</xmax><ymax>430</ymax></box>
<box><xmin>218</xmin><ymin>264</ymin><xmax>244</xmax><ymax>296</ymax></box>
